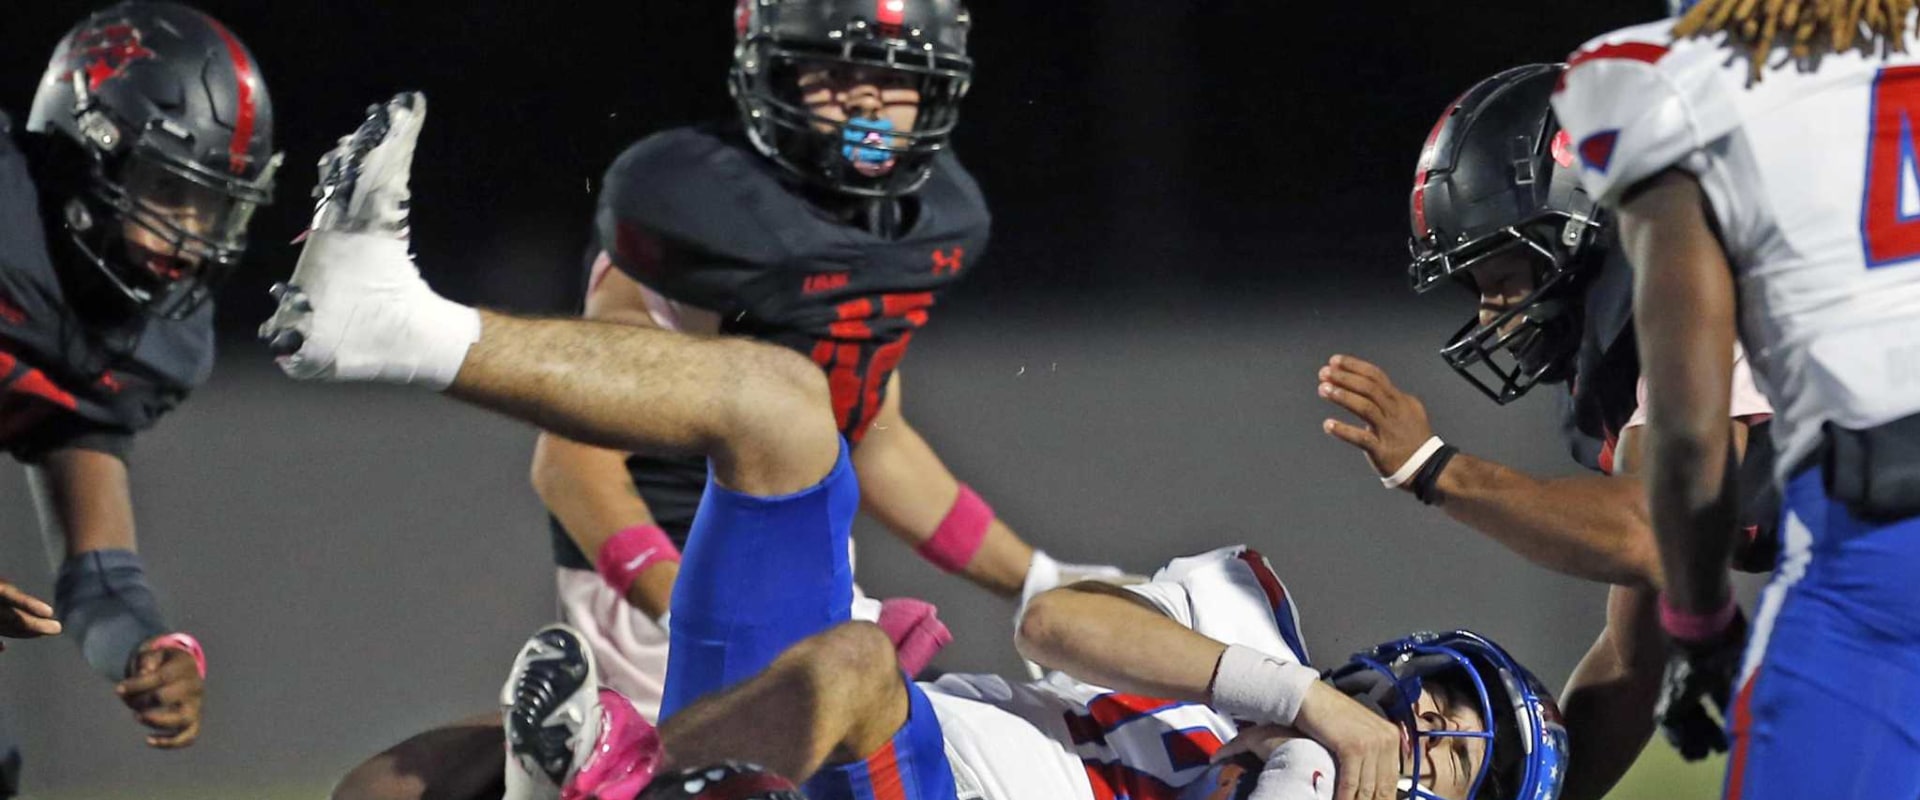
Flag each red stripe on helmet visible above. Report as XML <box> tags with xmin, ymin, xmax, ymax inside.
<box><xmin>1410</xmin><ymin>104</ymin><xmax>1453</xmax><ymax>239</ymax></box>
<box><xmin>201</xmin><ymin>15</ymin><xmax>257</xmax><ymax>176</ymax></box>
<box><xmin>877</xmin><ymin>0</ymin><xmax>907</xmax><ymax>26</ymax></box>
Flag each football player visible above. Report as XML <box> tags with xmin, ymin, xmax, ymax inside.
<box><xmin>1317</xmin><ymin>64</ymin><xmax>1777</xmax><ymax>800</ymax></box>
<box><xmin>0</xmin><ymin>0</ymin><xmax>280</xmax><ymax>779</ymax></box>
<box><xmin>333</xmin><ymin>3</ymin><xmax>1124</xmax><ymax>797</ymax></box>
<box><xmin>493</xmin><ymin>560</ymin><xmax>1562</xmax><ymax>800</ymax></box>
<box><xmin>1553</xmin><ymin>2</ymin><xmax>1920</xmax><ymax>797</ymax></box>
<box><xmin>262</xmin><ymin>94</ymin><xmax>1567</xmax><ymax>800</ymax></box>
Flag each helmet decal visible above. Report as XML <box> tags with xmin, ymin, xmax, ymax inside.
<box><xmin>72</xmin><ymin>23</ymin><xmax>157</xmax><ymax>92</ymax></box>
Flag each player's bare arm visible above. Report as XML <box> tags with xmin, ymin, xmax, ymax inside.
<box><xmin>1017</xmin><ymin>582</ymin><xmax>1406</xmax><ymax>800</ymax></box>
<box><xmin>25</xmin><ymin>448</ymin><xmax>137</xmax><ymax>557</ymax></box>
<box><xmin>25</xmin><ymin>447</ymin><xmax>204</xmax><ymax>748</ymax></box>
<box><xmin>851</xmin><ymin>371</ymin><xmax>1034</xmax><ymax>597</ymax></box>
<box><xmin>528</xmin><ymin>261</ymin><xmax>697</xmax><ymax>621</ymax></box>
<box><xmin>1318</xmin><ymin>354</ymin><xmax>1662</xmax><ymax>587</ymax></box>
<box><xmin>1618</xmin><ymin>167</ymin><xmax>1752</xmax><ymax>762</ymax></box>
<box><xmin>531</xmin><ymin>434</ymin><xmax>676</xmax><ymax>620</ymax></box>
<box><xmin>1619</xmin><ymin>169</ymin><xmax>1739</xmax><ymax>618</ymax></box>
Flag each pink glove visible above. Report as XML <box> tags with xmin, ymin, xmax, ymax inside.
<box><xmin>877</xmin><ymin>597</ymin><xmax>952</xmax><ymax>676</ymax></box>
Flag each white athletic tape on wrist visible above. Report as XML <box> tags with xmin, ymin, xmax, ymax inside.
<box><xmin>1210</xmin><ymin>643</ymin><xmax>1320</xmax><ymax>727</ymax></box>
<box><xmin>1381</xmin><ymin>436</ymin><xmax>1446</xmax><ymax>489</ymax></box>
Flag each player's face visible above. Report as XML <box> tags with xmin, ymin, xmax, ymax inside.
<box><xmin>798</xmin><ymin>62</ymin><xmax>922</xmax><ymax>175</ymax></box>
<box><xmin>1408</xmin><ymin>685</ymin><xmax>1490</xmax><ymax>800</ymax></box>
<box><xmin>1464</xmin><ymin>248</ymin><xmax>1538</xmax><ymax>335</ymax></box>
<box><xmin>120</xmin><ymin>163</ymin><xmax>227</xmax><ymax>280</ymax></box>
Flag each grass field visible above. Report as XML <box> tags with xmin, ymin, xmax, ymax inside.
<box><xmin>1604</xmin><ymin>745</ymin><xmax>1728</xmax><ymax>800</ymax></box>
<box><xmin>24</xmin><ymin>747</ymin><xmax>1731</xmax><ymax>799</ymax></box>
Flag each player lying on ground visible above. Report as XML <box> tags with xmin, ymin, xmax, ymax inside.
<box><xmin>486</xmin><ymin>560</ymin><xmax>1563</xmax><ymax>800</ymax></box>
<box><xmin>264</xmin><ymin>92</ymin><xmax>1567</xmax><ymax>800</ymax></box>
<box><xmin>1318</xmin><ymin>63</ymin><xmax>1777</xmax><ymax>800</ymax></box>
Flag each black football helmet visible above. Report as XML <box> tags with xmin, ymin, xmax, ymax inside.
<box><xmin>26</xmin><ymin>1</ymin><xmax>280</xmax><ymax>320</ymax></box>
<box><xmin>1408</xmin><ymin>64</ymin><xmax>1605</xmax><ymax>405</ymax></box>
<box><xmin>730</xmin><ymin>0</ymin><xmax>973</xmax><ymax>197</ymax></box>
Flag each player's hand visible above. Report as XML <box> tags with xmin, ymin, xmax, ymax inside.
<box><xmin>1292</xmin><ymin>681</ymin><xmax>1407</xmax><ymax>800</ymax></box>
<box><xmin>1654</xmin><ymin>609</ymin><xmax>1748</xmax><ymax>761</ymax></box>
<box><xmin>0</xmin><ymin>580</ymin><xmax>61</xmax><ymax>646</ymax></box>
<box><xmin>1317</xmin><ymin>355</ymin><xmax>1436</xmax><ymax>487</ymax></box>
<box><xmin>115</xmin><ymin>640</ymin><xmax>206</xmax><ymax>749</ymax></box>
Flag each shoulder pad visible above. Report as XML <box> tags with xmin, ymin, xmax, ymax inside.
<box><xmin>1552</xmin><ymin>20</ymin><xmax>1744</xmax><ymax>205</ymax></box>
<box><xmin>598</xmin><ymin>128</ymin><xmax>749</xmax><ymax>234</ymax></box>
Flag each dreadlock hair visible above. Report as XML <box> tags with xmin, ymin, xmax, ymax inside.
<box><xmin>1674</xmin><ymin>0</ymin><xmax>1918</xmax><ymax>81</ymax></box>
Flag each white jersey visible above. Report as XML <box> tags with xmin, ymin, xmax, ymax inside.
<box><xmin>923</xmin><ymin>546</ymin><xmax>1335</xmax><ymax>800</ymax></box>
<box><xmin>1553</xmin><ymin>19</ymin><xmax>1920</xmax><ymax>480</ymax></box>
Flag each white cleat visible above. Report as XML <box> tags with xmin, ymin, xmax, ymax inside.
<box><xmin>259</xmin><ymin>91</ymin><xmax>479</xmax><ymax>390</ymax></box>
<box><xmin>501</xmin><ymin>624</ymin><xmax>604</xmax><ymax>800</ymax></box>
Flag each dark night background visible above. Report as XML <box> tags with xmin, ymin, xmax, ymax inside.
<box><xmin>0</xmin><ymin>2</ymin><xmax>1750</xmax><ymax>799</ymax></box>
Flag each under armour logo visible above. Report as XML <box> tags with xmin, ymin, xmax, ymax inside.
<box><xmin>931</xmin><ymin>247</ymin><xmax>964</xmax><ymax>276</ymax></box>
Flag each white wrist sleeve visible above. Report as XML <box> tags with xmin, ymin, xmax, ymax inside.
<box><xmin>1210</xmin><ymin>643</ymin><xmax>1321</xmax><ymax>726</ymax></box>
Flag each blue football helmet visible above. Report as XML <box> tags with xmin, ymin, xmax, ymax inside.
<box><xmin>1325</xmin><ymin>630</ymin><xmax>1568</xmax><ymax>800</ymax></box>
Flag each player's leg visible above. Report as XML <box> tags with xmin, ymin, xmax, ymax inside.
<box><xmin>506</xmin><ymin>623</ymin><xmax>952</xmax><ymax>800</ymax></box>
<box><xmin>1722</xmin><ymin>471</ymin><xmax>1920</xmax><ymax>800</ymax></box>
<box><xmin>657</xmin><ymin>621</ymin><xmax>912</xmax><ymax>782</ymax></box>
<box><xmin>657</xmin><ymin>427</ymin><xmax>857</xmax><ymax>715</ymax></box>
<box><xmin>329</xmin><ymin>715</ymin><xmax>504</xmax><ymax>800</ymax></box>
<box><xmin>263</xmin><ymin>93</ymin><xmax>839</xmax><ymax>499</ymax></box>
<box><xmin>449</xmin><ymin>311</ymin><xmax>839</xmax><ymax>497</ymax></box>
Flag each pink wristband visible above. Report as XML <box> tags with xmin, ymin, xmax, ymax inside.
<box><xmin>150</xmin><ymin>632</ymin><xmax>207</xmax><ymax>680</ymax></box>
<box><xmin>916</xmin><ymin>483</ymin><xmax>992</xmax><ymax>573</ymax></box>
<box><xmin>1659</xmin><ymin>594</ymin><xmax>1738</xmax><ymax>642</ymax></box>
<box><xmin>597</xmin><ymin>524</ymin><xmax>682</xmax><ymax>596</ymax></box>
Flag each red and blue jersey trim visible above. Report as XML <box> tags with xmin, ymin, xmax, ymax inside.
<box><xmin>1236</xmin><ymin>549</ymin><xmax>1311</xmax><ymax>666</ymax></box>
<box><xmin>1558</xmin><ymin>41</ymin><xmax>1671</xmax><ymax>91</ymax></box>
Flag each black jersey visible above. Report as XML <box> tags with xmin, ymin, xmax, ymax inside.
<box><xmin>1559</xmin><ymin>244</ymin><xmax>1639</xmax><ymax>476</ymax></box>
<box><xmin>1557</xmin><ymin>239</ymin><xmax>1779</xmax><ymax>572</ymax></box>
<box><xmin>549</xmin><ymin>123</ymin><xmax>990</xmax><ymax>568</ymax></box>
<box><xmin>0</xmin><ymin>114</ymin><xmax>213</xmax><ymax>461</ymax></box>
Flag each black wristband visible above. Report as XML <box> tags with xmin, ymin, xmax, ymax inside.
<box><xmin>1412</xmin><ymin>444</ymin><xmax>1459</xmax><ymax>506</ymax></box>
